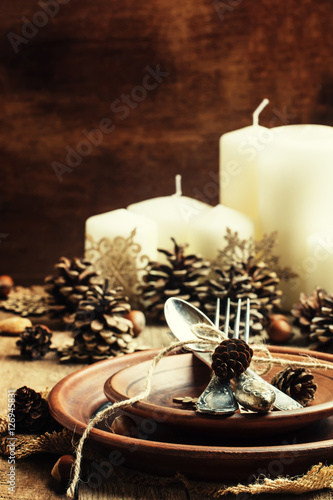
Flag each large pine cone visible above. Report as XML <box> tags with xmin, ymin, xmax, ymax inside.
<box><xmin>141</xmin><ymin>238</ymin><xmax>210</xmax><ymax>322</ymax></box>
<box><xmin>16</xmin><ymin>325</ymin><xmax>53</xmax><ymax>360</ymax></box>
<box><xmin>204</xmin><ymin>259</ymin><xmax>282</xmax><ymax>334</ymax></box>
<box><xmin>212</xmin><ymin>339</ymin><xmax>253</xmax><ymax>382</ymax></box>
<box><xmin>271</xmin><ymin>367</ymin><xmax>317</xmax><ymax>406</ymax></box>
<box><xmin>45</xmin><ymin>257</ymin><xmax>102</xmax><ymax>318</ymax></box>
<box><xmin>58</xmin><ymin>281</ymin><xmax>137</xmax><ymax>363</ymax></box>
<box><xmin>292</xmin><ymin>288</ymin><xmax>333</xmax><ymax>349</ymax></box>
<box><xmin>14</xmin><ymin>386</ymin><xmax>50</xmax><ymax>433</ymax></box>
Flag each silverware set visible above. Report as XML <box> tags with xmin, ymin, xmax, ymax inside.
<box><xmin>164</xmin><ymin>297</ymin><xmax>302</xmax><ymax>414</ymax></box>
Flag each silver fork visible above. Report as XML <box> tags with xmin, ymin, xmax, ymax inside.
<box><xmin>196</xmin><ymin>298</ymin><xmax>303</xmax><ymax>412</ymax></box>
<box><xmin>227</xmin><ymin>298</ymin><xmax>276</xmax><ymax>413</ymax></box>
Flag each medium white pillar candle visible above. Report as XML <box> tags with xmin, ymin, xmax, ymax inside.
<box><xmin>258</xmin><ymin>124</ymin><xmax>333</xmax><ymax>309</ymax></box>
<box><xmin>127</xmin><ymin>175</ymin><xmax>211</xmax><ymax>251</ymax></box>
<box><xmin>85</xmin><ymin>208</ymin><xmax>158</xmax><ymax>261</ymax></box>
<box><xmin>306</xmin><ymin>231</ymin><xmax>333</xmax><ymax>294</ymax></box>
<box><xmin>188</xmin><ymin>204</ymin><xmax>254</xmax><ymax>260</ymax></box>
<box><xmin>219</xmin><ymin>99</ymin><xmax>270</xmax><ymax>237</ymax></box>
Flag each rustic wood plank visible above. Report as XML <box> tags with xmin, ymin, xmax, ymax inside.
<box><xmin>1</xmin><ymin>0</ymin><xmax>333</xmax><ymax>284</ymax></box>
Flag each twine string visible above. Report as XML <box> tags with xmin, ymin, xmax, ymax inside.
<box><xmin>67</xmin><ymin>325</ymin><xmax>333</xmax><ymax>498</ymax></box>
<box><xmin>66</xmin><ymin>338</ymin><xmax>216</xmax><ymax>498</ymax></box>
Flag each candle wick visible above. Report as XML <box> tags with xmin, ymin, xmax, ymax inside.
<box><xmin>175</xmin><ymin>174</ymin><xmax>182</xmax><ymax>196</ymax></box>
<box><xmin>252</xmin><ymin>98</ymin><xmax>269</xmax><ymax>126</ymax></box>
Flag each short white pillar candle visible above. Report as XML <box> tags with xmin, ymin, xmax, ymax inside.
<box><xmin>188</xmin><ymin>204</ymin><xmax>254</xmax><ymax>261</ymax></box>
<box><xmin>85</xmin><ymin>208</ymin><xmax>158</xmax><ymax>261</ymax></box>
<box><xmin>127</xmin><ymin>175</ymin><xmax>211</xmax><ymax>251</ymax></box>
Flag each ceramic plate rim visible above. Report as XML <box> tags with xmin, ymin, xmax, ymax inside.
<box><xmin>48</xmin><ymin>348</ymin><xmax>333</xmax><ymax>455</ymax></box>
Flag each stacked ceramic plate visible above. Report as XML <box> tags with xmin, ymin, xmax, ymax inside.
<box><xmin>48</xmin><ymin>346</ymin><xmax>333</xmax><ymax>481</ymax></box>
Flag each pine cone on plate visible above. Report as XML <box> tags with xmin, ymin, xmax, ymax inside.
<box><xmin>57</xmin><ymin>281</ymin><xmax>137</xmax><ymax>363</ymax></box>
<box><xmin>45</xmin><ymin>257</ymin><xmax>102</xmax><ymax>319</ymax></box>
<box><xmin>271</xmin><ymin>367</ymin><xmax>317</xmax><ymax>406</ymax></box>
<box><xmin>204</xmin><ymin>259</ymin><xmax>282</xmax><ymax>336</ymax></box>
<box><xmin>212</xmin><ymin>338</ymin><xmax>253</xmax><ymax>382</ymax></box>
<box><xmin>16</xmin><ymin>325</ymin><xmax>53</xmax><ymax>360</ymax></box>
<box><xmin>141</xmin><ymin>238</ymin><xmax>210</xmax><ymax>322</ymax></box>
<box><xmin>292</xmin><ymin>288</ymin><xmax>333</xmax><ymax>349</ymax></box>
<box><xmin>14</xmin><ymin>386</ymin><xmax>50</xmax><ymax>433</ymax></box>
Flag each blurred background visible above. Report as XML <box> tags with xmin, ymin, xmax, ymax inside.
<box><xmin>1</xmin><ymin>0</ymin><xmax>333</xmax><ymax>284</ymax></box>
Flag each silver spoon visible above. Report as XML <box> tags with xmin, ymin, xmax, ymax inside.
<box><xmin>195</xmin><ymin>297</ymin><xmax>239</xmax><ymax>415</ymax></box>
<box><xmin>164</xmin><ymin>297</ymin><xmax>302</xmax><ymax>412</ymax></box>
<box><xmin>165</xmin><ymin>297</ymin><xmax>238</xmax><ymax>414</ymax></box>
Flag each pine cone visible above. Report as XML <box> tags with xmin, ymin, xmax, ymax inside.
<box><xmin>292</xmin><ymin>288</ymin><xmax>333</xmax><ymax>349</ymax></box>
<box><xmin>204</xmin><ymin>259</ymin><xmax>282</xmax><ymax>335</ymax></box>
<box><xmin>0</xmin><ymin>286</ymin><xmax>48</xmax><ymax>317</ymax></box>
<box><xmin>17</xmin><ymin>325</ymin><xmax>53</xmax><ymax>360</ymax></box>
<box><xmin>141</xmin><ymin>238</ymin><xmax>210</xmax><ymax>322</ymax></box>
<box><xmin>14</xmin><ymin>386</ymin><xmax>50</xmax><ymax>433</ymax></box>
<box><xmin>271</xmin><ymin>367</ymin><xmax>317</xmax><ymax>406</ymax></box>
<box><xmin>57</xmin><ymin>281</ymin><xmax>137</xmax><ymax>363</ymax></box>
<box><xmin>212</xmin><ymin>339</ymin><xmax>253</xmax><ymax>382</ymax></box>
<box><xmin>45</xmin><ymin>257</ymin><xmax>102</xmax><ymax>318</ymax></box>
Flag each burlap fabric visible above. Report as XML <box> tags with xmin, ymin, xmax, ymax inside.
<box><xmin>0</xmin><ymin>416</ymin><xmax>74</xmax><ymax>459</ymax></box>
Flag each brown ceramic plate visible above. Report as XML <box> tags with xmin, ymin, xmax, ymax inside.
<box><xmin>48</xmin><ymin>349</ymin><xmax>333</xmax><ymax>481</ymax></box>
<box><xmin>104</xmin><ymin>346</ymin><xmax>333</xmax><ymax>436</ymax></box>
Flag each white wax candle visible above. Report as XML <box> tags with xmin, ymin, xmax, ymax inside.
<box><xmin>188</xmin><ymin>204</ymin><xmax>254</xmax><ymax>260</ymax></box>
<box><xmin>219</xmin><ymin>99</ymin><xmax>269</xmax><ymax>237</ymax></box>
<box><xmin>258</xmin><ymin>124</ymin><xmax>333</xmax><ymax>308</ymax></box>
<box><xmin>85</xmin><ymin>208</ymin><xmax>158</xmax><ymax>261</ymax></box>
<box><xmin>127</xmin><ymin>175</ymin><xmax>211</xmax><ymax>251</ymax></box>
<box><xmin>305</xmin><ymin>231</ymin><xmax>333</xmax><ymax>294</ymax></box>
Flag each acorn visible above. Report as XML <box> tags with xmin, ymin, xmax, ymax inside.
<box><xmin>0</xmin><ymin>275</ymin><xmax>14</xmax><ymax>299</ymax></box>
<box><xmin>110</xmin><ymin>414</ymin><xmax>138</xmax><ymax>437</ymax></box>
<box><xmin>50</xmin><ymin>454</ymin><xmax>75</xmax><ymax>491</ymax></box>
<box><xmin>124</xmin><ymin>310</ymin><xmax>146</xmax><ymax>337</ymax></box>
<box><xmin>267</xmin><ymin>314</ymin><xmax>292</xmax><ymax>343</ymax></box>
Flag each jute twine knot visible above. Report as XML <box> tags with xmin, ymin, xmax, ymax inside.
<box><xmin>66</xmin><ymin>324</ymin><xmax>333</xmax><ymax>498</ymax></box>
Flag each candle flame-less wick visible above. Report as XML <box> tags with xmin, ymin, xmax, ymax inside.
<box><xmin>175</xmin><ymin>174</ymin><xmax>182</xmax><ymax>196</ymax></box>
<box><xmin>252</xmin><ymin>98</ymin><xmax>269</xmax><ymax>126</ymax></box>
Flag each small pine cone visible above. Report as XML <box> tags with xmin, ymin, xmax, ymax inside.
<box><xmin>57</xmin><ymin>281</ymin><xmax>136</xmax><ymax>363</ymax></box>
<box><xmin>204</xmin><ymin>259</ymin><xmax>282</xmax><ymax>335</ymax></box>
<box><xmin>292</xmin><ymin>288</ymin><xmax>333</xmax><ymax>349</ymax></box>
<box><xmin>212</xmin><ymin>339</ymin><xmax>253</xmax><ymax>382</ymax></box>
<box><xmin>271</xmin><ymin>367</ymin><xmax>317</xmax><ymax>406</ymax></box>
<box><xmin>14</xmin><ymin>386</ymin><xmax>50</xmax><ymax>433</ymax></box>
<box><xmin>141</xmin><ymin>238</ymin><xmax>210</xmax><ymax>322</ymax></box>
<box><xmin>45</xmin><ymin>256</ymin><xmax>102</xmax><ymax>318</ymax></box>
<box><xmin>17</xmin><ymin>325</ymin><xmax>53</xmax><ymax>360</ymax></box>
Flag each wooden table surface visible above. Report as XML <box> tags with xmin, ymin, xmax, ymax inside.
<box><xmin>1</xmin><ymin>311</ymin><xmax>333</xmax><ymax>500</ymax></box>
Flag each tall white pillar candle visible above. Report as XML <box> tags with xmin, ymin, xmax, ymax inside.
<box><xmin>127</xmin><ymin>175</ymin><xmax>211</xmax><ymax>251</ymax></box>
<box><xmin>258</xmin><ymin>124</ymin><xmax>333</xmax><ymax>309</ymax></box>
<box><xmin>306</xmin><ymin>231</ymin><xmax>333</xmax><ymax>295</ymax></box>
<box><xmin>85</xmin><ymin>208</ymin><xmax>158</xmax><ymax>261</ymax></box>
<box><xmin>219</xmin><ymin>99</ymin><xmax>269</xmax><ymax>237</ymax></box>
<box><xmin>188</xmin><ymin>204</ymin><xmax>254</xmax><ymax>260</ymax></box>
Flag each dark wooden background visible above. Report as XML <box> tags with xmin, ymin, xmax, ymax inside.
<box><xmin>1</xmin><ymin>0</ymin><xmax>333</xmax><ymax>284</ymax></box>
